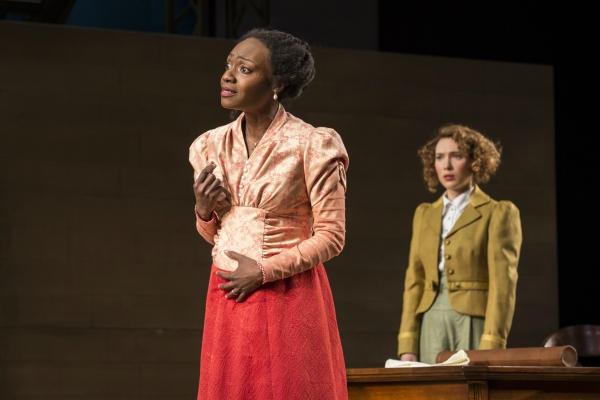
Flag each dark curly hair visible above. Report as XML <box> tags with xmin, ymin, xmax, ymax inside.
<box><xmin>239</xmin><ymin>28</ymin><xmax>316</xmax><ymax>102</ymax></box>
<box><xmin>418</xmin><ymin>124</ymin><xmax>502</xmax><ymax>193</ymax></box>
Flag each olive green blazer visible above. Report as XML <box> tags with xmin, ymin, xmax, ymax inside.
<box><xmin>397</xmin><ymin>186</ymin><xmax>522</xmax><ymax>356</ymax></box>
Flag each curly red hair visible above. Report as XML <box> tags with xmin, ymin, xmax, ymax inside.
<box><xmin>418</xmin><ymin>124</ymin><xmax>502</xmax><ymax>193</ymax></box>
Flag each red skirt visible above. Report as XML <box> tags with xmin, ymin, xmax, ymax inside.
<box><xmin>197</xmin><ymin>264</ymin><xmax>348</xmax><ymax>400</ymax></box>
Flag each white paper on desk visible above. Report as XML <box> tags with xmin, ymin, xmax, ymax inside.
<box><xmin>384</xmin><ymin>349</ymin><xmax>470</xmax><ymax>368</ymax></box>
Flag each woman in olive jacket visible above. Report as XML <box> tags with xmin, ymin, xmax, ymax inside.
<box><xmin>397</xmin><ymin>124</ymin><xmax>522</xmax><ymax>364</ymax></box>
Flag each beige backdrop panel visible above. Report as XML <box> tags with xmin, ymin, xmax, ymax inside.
<box><xmin>0</xmin><ymin>21</ymin><xmax>556</xmax><ymax>399</ymax></box>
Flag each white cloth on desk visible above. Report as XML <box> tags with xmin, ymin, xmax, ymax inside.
<box><xmin>385</xmin><ymin>349</ymin><xmax>470</xmax><ymax>368</ymax></box>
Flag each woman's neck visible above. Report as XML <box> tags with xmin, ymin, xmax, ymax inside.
<box><xmin>446</xmin><ymin>185</ymin><xmax>473</xmax><ymax>201</ymax></box>
<box><xmin>243</xmin><ymin>102</ymin><xmax>279</xmax><ymax>143</ymax></box>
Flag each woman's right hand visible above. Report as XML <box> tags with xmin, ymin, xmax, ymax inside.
<box><xmin>193</xmin><ymin>162</ymin><xmax>231</xmax><ymax>220</ymax></box>
<box><xmin>400</xmin><ymin>353</ymin><xmax>417</xmax><ymax>362</ymax></box>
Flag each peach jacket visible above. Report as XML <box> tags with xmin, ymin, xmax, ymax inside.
<box><xmin>189</xmin><ymin>106</ymin><xmax>349</xmax><ymax>283</ymax></box>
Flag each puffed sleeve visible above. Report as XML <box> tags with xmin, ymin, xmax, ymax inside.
<box><xmin>189</xmin><ymin>132</ymin><xmax>219</xmax><ymax>245</ymax></box>
<box><xmin>397</xmin><ymin>204</ymin><xmax>426</xmax><ymax>356</ymax></box>
<box><xmin>480</xmin><ymin>201</ymin><xmax>522</xmax><ymax>349</ymax></box>
<box><xmin>260</xmin><ymin>127</ymin><xmax>349</xmax><ymax>282</ymax></box>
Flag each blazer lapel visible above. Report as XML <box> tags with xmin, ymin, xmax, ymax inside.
<box><xmin>446</xmin><ymin>185</ymin><xmax>491</xmax><ymax>238</ymax></box>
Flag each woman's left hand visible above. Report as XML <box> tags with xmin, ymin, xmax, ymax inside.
<box><xmin>217</xmin><ymin>250</ymin><xmax>264</xmax><ymax>302</ymax></box>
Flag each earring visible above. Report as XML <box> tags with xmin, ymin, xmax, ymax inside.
<box><xmin>273</xmin><ymin>92</ymin><xmax>278</xmax><ymax>101</ymax></box>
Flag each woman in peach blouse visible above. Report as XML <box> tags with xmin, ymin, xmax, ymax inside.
<box><xmin>189</xmin><ymin>29</ymin><xmax>349</xmax><ymax>399</ymax></box>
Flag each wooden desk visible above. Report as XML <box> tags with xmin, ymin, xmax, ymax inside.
<box><xmin>347</xmin><ymin>366</ymin><xmax>600</xmax><ymax>399</ymax></box>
